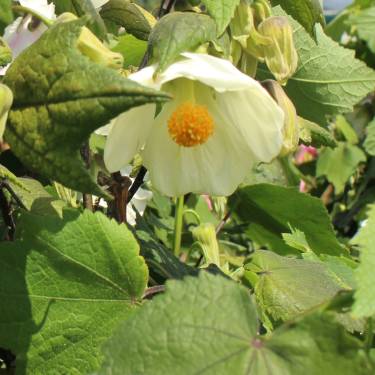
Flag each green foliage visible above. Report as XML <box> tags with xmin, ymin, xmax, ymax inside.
<box><xmin>229</xmin><ymin>184</ymin><xmax>346</xmax><ymax>256</ymax></box>
<box><xmin>298</xmin><ymin>116</ymin><xmax>337</xmax><ymax>148</ymax></box>
<box><xmin>364</xmin><ymin>118</ymin><xmax>375</xmax><ymax>155</ymax></box>
<box><xmin>266</xmin><ymin>7</ymin><xmax>375</xmax><ymax>126</ymax></box>
<box><xmin>352</xmin><ymin>205</ymin><xmax>375</xmax><ymax>317</ymax></box>
<box><xmin>245</xmin><ymin>250</ymin><xmax>346</xmax><ymax>323</ymax></box>
<box><xmin>348</xmin><ymin>6</ymin><xmax>375</xmax><ymax>53</ymax></box>
<box><xmin>149</xmin><ymin>12</ymin><xmax>216</xmax><ymax>73</ymax></box>
<box><xmin>201</xmin><ymin>0</ymin><xmax>240</xmax><ymax>36</ymax></box>
<box><xmin>112</xmin><ymin>34</ymin><xmax>147</xmax><ymax>68</ymax></box>
<box><xmin>100</xmin><ymin>0</ymin><xmax>156</xmax><ymax>40</ymax></box>
<box><xmin>99</xmin><ymin>272</ymin><xmax>371</xmax><ymax>374</ymax></box>
<box><xmin>0</xmin><ymin>0</ymin><xmax>13</xmax><ymax>34</ymax></box>
<box><xmin>316</xmin><ymin>143</ymin><xmax>366</xmax><ymax>194</ymax></box>
<box><xmin>3</xmin><ymin>19</ymin><xmax>168</xmax><ymax>196</ymax></box>
<box><xmin>0</xmin><ymin>209</ymin><xmax>148</xmax><ymax>374</ymax></box>
<box><xmin>270</xmin><ymin>0</ymin><xmax>325</xmax><ymax>35</ymax></box>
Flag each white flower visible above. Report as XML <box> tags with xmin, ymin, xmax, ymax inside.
<box><xmin>104</xmin><ymin>53</ymin><xmax>284</xmax><ymax>197</ymax></box>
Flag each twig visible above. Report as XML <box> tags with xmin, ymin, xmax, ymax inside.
<box><xmin>80</xmin><ymin>143</ymin><xmax>93</xmax><ymax>211</ymax></box>
<box><xmin>0</xmin><ymin>187</ymin><xmax>15</xmax><ymax>240</ymax></box>
<box><xmin>110</xmin><ymin>172</ymin><xmax>132</xmax><ymax>223</ymax></box>
<box><xmin>215</xmin><ymin>211</ymin><xmax>231</xmax><ymax>235</ymax></box>
<box><xmin>143</xmin><ymin>285</ymin><xmax>166</xmax><ymax>299</ymax></box>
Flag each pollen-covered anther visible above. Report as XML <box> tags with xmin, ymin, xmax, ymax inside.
<box><xmin>168</xmin><ymin>102</ymin><xmax>214</xmax><ymax>147</ymax></box>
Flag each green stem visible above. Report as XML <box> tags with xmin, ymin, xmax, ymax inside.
<box><xmin>12</xmin><ymin>5</ymin><xmax>54</xmax><ymax>27</ymax></box>
<box><xmin>173</xmin><ymin>196</ymin><xmax>184</xmax><ymax>257</ymax></box>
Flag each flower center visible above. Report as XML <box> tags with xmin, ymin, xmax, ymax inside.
<box><xmin>167</xmin><ymin>102</ymin><xmax>214</xmax><ymax>147</ymax></box>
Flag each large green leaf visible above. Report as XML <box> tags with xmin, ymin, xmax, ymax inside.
<box><xmin>270</xmin><ymin>0</ymin><xmax>325</xmax><ymax>35</ymax></box>
<box><xmin>229</xmin><ymin>184</ymin><xmax>346</xmax><ymax>256</ymax></box>
<box><xmin>149</xmin><ymin>12</ymin><xmax>216</xmax><ymax>73</ymax></box>
<box><xmin>3</xmin><ymin>19</ymin><xmax>168</xmax><ymax>196</ymax></box>
<box><xmin>351</xmin><ymin>205</ymin><xmax>375</xmax><ymax>317</ymax></box>
<box><xmin>201</xmin><ymin>0</ymin><xmax>240</xmax><ymax>36</ymax></box>
<box><xmin>348</xmin><ymin>6</ymin><xmax>375</xmax><ymax>53</ymax></box>
<box><xmin>0</xmin><ymin>209</ymin><xmax>148</xmax><ymax>374</ymax></box>
<box><xmin>99</xmin><ymin>272</ymin><xmax>370</xmax><ymax>374</ymax></box>
<box><xmin>316</xmin><ymin>142</ymin><xmax>366</xmax><ymax>194</ymax></box>
<box><xmin>245</xmin><ymin>250</ymin><xmax>345</xmax><ymax>324</ymax></box>
<box><xmin>100</xmin><ymin>0</ymin><xmax>156</xmax><ymax>41</ymax></box>
<box><xmin>112</xmin><ymin>34</ymin><xmax>147</xmax><ymax>68</ymax></box>
<box><xmin>261</xmin><ymin>7</ymin><xmax>375</xmax><ymax>126</ymax></box>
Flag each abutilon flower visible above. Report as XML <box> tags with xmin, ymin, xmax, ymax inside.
<box><xmin>104</xmin><ymin>53</ymin><xmax>284</xmax><ymax>197</ymax></box>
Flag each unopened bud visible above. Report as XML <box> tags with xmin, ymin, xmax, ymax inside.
<box><xmin>192</xmin><ymin>223</ymin><xmax>220</xmax><ymax>267</ymax></box>
<box><xmin>258</xmin><ymin>16</ymin><xmax>298</xmax><ymax>84</ymax></box>
<box><xmin>262</xmin><ymin>80</ymin><xmax>299</xmax><ymax>156</ymax></box>
<box><xmin>0</xmin><ymin>84</ymin><xmax>13</xmax><ymax>139</ymax></box>
<box><xmin>56</xmin><ymin>13</ymin><xmax>123</xmax><ymax>69</ymax></box>
<box><xmin>0</xmin><ymin>38</ymin><xmax>12</xmax><ymax>67</ymax></box>
<box><xmin>251</xmin><ymin>0</ymin><xmax>272</xmax><ymax>24</ymax></box>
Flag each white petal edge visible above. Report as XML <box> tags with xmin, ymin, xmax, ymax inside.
<box><xmin>104</xmin><ymin>104</ymin><xmax>155</xmax><ymax>172</ymax></box>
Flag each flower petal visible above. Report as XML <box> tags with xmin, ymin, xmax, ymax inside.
<box><xmin>157</xmin><ymin>53</ymin><xmax>264</xmax><ymax>92</ymax></box>
<box><xmin>104</xmin><ymin>104</ymin><xmax>155</xmax><ymax>172</ymax></box>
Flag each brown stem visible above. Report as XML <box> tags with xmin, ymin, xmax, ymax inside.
<box><xmin>0</xmin><ymin>187</ymin><xmax>15</xmax><ymax>240</ymax></box>
<box><xmin>81</xmin><ymin>143</ymin><xmax>93</xmax><ymax>211</ymax></box>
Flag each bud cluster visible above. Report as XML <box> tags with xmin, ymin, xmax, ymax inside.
<box><xmin>230</xmin><ymin>0</ymin><xmax>298</xmax><ymax>84</ymax></box>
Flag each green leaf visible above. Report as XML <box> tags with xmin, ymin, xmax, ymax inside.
<box><xmin>263</xmin><ymin>7</ymin><xmax>375</xmax><ymax>126</ymax></box>
<box><xmin>298</xmin><ymin>116</ymin><xmax>337</xmax><ymax>148</ymax></box>
<box><xmin>335</xmin><ymin>115</ymin><xmax>359</xmax><ymax>144</ymax></box>
<box><xmin>112</xmin><ymin>34</ymin><xmax>147</xmax><ymax>68</ymax></box>
<box><xmin>0</xmin><ymin>164</ymin><xmax>28</xmax><ymax>191</ymax></box>
<box><xmin>100</xmin><ymin>272</ymin><xmax>370</xmax><ymax>374</ymax></box>
<box><xmin>201</xmin><ymin>0</ymin><xmax>240</xmax><ymax>36</ymax></box>
<box><xmin>149</xmin><ymin>12</ymin><xmax>216</xmax><ymax>73</ymax></box>
<box><xmin>364</xmin><ymin>118</ymin><xmax>375</xmax><ymax>155</ymax></box>
<box><xmin>316</xmin><ymin>142</ymin><xmax>366</xmax><ymax>194</ymax></box>
<box><xmin>245</xmin><ymin>250</ymin><xmax>345</xmax><ymax>323</ymax></box>
<box><xmin>229</xmin><ymin>184</ymin><xmax>346</xmax><ymax>256</ymax></box>
<box><xmin>10</xmin><ymin>178</ymin><xmax>66</xmax><ymax>217</ymax></box>
<box><xmin>351</xmin><ymin>205</ymin><xmax>375</xmax><ymax>317</ymax></box>
<box><xmin>3</xmin><ymin>19</ymin><xmax>168</xmax><ymax>197</ymax></box>
<box><xmin>348</xmin><ymin>6</ymin><xmax>375</xmax><ymax>53</ymax></box>
<box><xmin>282</xmin><ymin>225</ymin><xmax>312</xmax><ymax>252</ymax></box>
<box><xmin>54</xmin><ymin>0</ymin><xmax>108</xmax><ymax>40</ymax></box>
<box><xmin>0</xmin><ymin>0</ymin><xmax>13</xmax><ymax>34</ymax></box>
<box><xmin>0</xmin><ymin>209</ymin><xmax>148</xmax><ymax>374</ymax></box>
<box><xmin>100</xmin><ymin>0</ymin><xmax>156</xmax><ymax>41</ymax></box>
<box><xmin>270</xmin><ymin>0</ymin><xmax>325</xmax><ymax>35</ymax></box>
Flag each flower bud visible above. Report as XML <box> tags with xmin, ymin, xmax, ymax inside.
<box><xmin>0</xmin><ymin>84</ymin><xmax>13</xmax><ymax>139</ymax></box>
<box><xmin>258</xmin><ymin>16</ymin><xmax>298</xmax><ymax>84</ymax></box>
<box><xmin>56</xmin><ymin>13</ymin><xmax>123</xmax><ymax>69</ymax></box>
<box><xmin>0</xmin><ymin>38</ymin><xmax>12</xmax><ymax>67</ymax></box>
<box><xmin>262</xmin><ymin>80</ymin><xmax>299</xmax><ymax>155</ymax></box>
<box><xmin>192</xmin><ymin>223</ymin><xmax>220</xmax><ymax>267</ymax></box>
<box><xmin>251</xmin><ymin>0</ymin><xmax>272</xmax><ymax>24</ymax></box>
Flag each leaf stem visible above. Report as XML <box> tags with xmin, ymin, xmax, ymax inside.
<box><xmin>173</xmin><ymin>195</ymin><xmax>184</xmax><ymax>257</ymax></box>
<box><xmin>12</xmin><ymin>5</ymin><xmax>54</xmax><ymax>27</ymax></box>
<box><xmin>365</xmin><ymin>317</ymin><xmax>374</xmax><ymax>353</ymax></box>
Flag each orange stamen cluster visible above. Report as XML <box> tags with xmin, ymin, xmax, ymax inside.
<box><xmin>168</xmin><ymin>102</ymin><xmax>214</xmax><ymax>147</ymax></box>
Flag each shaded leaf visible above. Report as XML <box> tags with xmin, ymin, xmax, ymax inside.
<box><xmin>270</xmin><ymin>0</ymin><xmax>325</xmax><ymax>35</ymax></box>
<box><xmin>348</xmin><ymin>6</ymin><xmax>375</xmax><ymax>53</ymax></box>
<box><xmin>229</xmin><ymin>184</ymin><xmax>346</xmax><ymax>256</ymax></box>
<box><xmin>201</xmin><ymin>0</ymin><xmax>240</xmax><ymax>36</ymax></box>
<box><xmin>100</xmin><ymin>272</ymin><xmax>370</xmax><ymax>375</ymax></box>
<box><xmin>100</xmin><ymin>0</ymin><xmax>156</xmax><ymax>41</ymax></box>
<box><xmin>149</xmin><ymin>12</ymin><xmax>216</xmax><ymax>73</ymax></box>
<box><xmin>3</xmin><ymin>19</ymin><xmax>168</xmax><ymax>196</ymax></box>
<box><xmin>298</xmin><ymin>116</ymin><xmax>337</xmax><ymax>148</ymax></box>
<box><xmin>0</xmin><ymin>0</ymin><xmax>13</xmax><ymax>34</ymax></box>
<box><xmin>112</xmin><ymin>34</ymin><xmax>147</xmax><ymax>68</ymax></box>
<box><xmin>0</xmin><ymin>209</ymin><xmax>148</xmax><ymax>374</ymax></box>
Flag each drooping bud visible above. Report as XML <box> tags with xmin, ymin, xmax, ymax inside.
<box><xmin>0</xmin><ymin>38</ymin><xmax>12</xmax><ymax>67</ymax></box>
<box><xmin>56</xmin><ymin>13</ymin><xmax>123</xmax><ymax>69</ymax></box>
<box><xmin>192</xmin><ymin>223</ymin><xmax>221</xmax><ymax>267</ymax></box>
<box><xmin>0</xmin><ymin>84</ymin><xmax>13</xmax><ymax>139</ymax></box>
<box><xmin>262</xmin><ymin>80</ymin><xmax>299</xmax><ymax>156</ymax></box>
<box><xmin>258</xmin><ymin>16</ymin><xmax>298</xmax><ymax>84</ymax></box>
